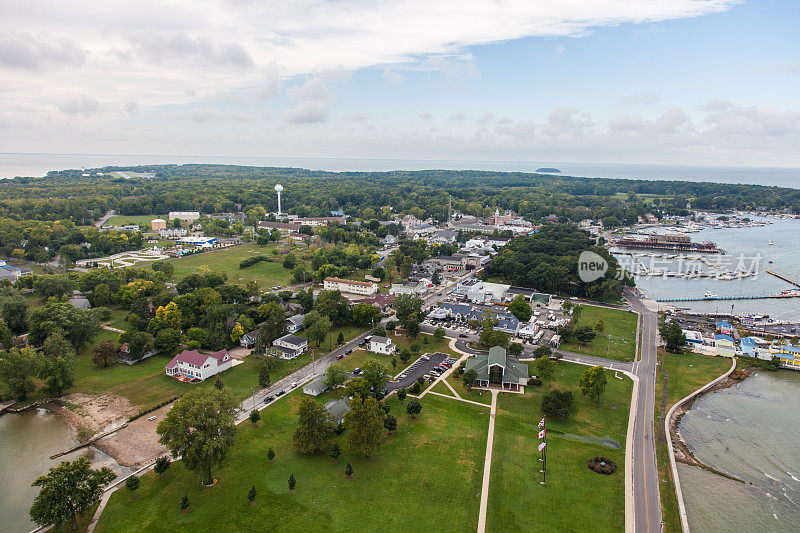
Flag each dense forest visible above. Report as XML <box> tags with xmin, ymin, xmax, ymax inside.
<box><xmin>1</xmin><ymin>165</ymin><xmax>798</xmax><ymax>229</ymax></box>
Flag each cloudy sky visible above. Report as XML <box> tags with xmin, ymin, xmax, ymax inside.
<box><xmin>1</xmin><ymin>0</ymin><xmax>798</xmax><ymax>167</ymax></box>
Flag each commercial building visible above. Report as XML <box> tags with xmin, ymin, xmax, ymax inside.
<box><xmin>465</xmin><ymin>346</ymin><xmax>528</xmax><ymax>391</ymax></box>
<box><xmin>168</xmin><ymin>211</ymin><xmax>201</xmax><ymax>223</ymax></box>
<box><xmin>150</xmin><ymin>218</ymin><xmax>167</xmax><ymax>231</ymax></box>
<box><xmin>177</xmin><ymin>236</ymin><xmax>217</xmax><ymax>247</ymax></box>
<box><xmin>714</xmin><ymin>334</ymin><xmax>736</xmax><ymax>358</ymax></box>
<box><xmin>323</xmin><ymin>277</ymin><xmax>377</xmax><ymax>296</ymax></box>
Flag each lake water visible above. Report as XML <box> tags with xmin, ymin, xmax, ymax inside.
<box><xmin>616</xmin><ymin>216</ymin><xmax>800</xmax><ymax>322</ymax></box>
<box><xmin>1</xmin><ymin>153</ymin><xmax>799</xmax><ymax>187</ymax></box>
<box><xmin>677</xmin><ymin>371</ymin><xmax>800</xmax><ymax>532</ymax></box>
<box><xmin>0</xmin><ymin>409</ymin><xmax>126</xmax><ymax>533</ymax></box>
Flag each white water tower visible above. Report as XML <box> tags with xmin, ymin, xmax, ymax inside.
<box><xmin>274</xmin><ymin>183</ymin><xmax>284</xmax><ymax>215</ymax></box>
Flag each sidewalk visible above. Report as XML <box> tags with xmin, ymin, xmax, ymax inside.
<box><xmin>476</xmin><ymin>389</ymin><xmax>499</xmax><ymax>533</ymax></box>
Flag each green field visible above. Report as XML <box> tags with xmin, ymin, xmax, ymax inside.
<box><xmin>163</xmin><ymin>244</ymin><xmax>293</xmax><ymax>288</ymax></box>
<box><xmin>94</xmin><ymin>391</ymin><xmax>488</xmax><ymax>532</ymax></box>
<box><xmin>654</xmin><ymin>350</ymin><xmax>731</xmax><ymax>533</ymax></box>
<box><xmin>444</xmin><ymin>372</ymin><xmax>493</xmax><ymax>404</ymax></box>
<box><xmin>561</xmin><ymin>305</ymin><xmax>638</xmax><ymax>362</ymax></box>
<box><xmin>107</xmin><ymin>214</ymin><xmax>168</xmax><ymax>227</ymax></box>
<box><xmin>487</xmin><ymin>361</ymin><xmax>632</xmax><ymax>532</ymax></box>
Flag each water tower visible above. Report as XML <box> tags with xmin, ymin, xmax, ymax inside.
<box><xmin>274</xmin><ymin>184</ymin><xmax>284</xmax><ymax>215</ymax></box>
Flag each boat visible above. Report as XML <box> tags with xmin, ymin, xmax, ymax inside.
<box><xmin>768</xmin><ymin>240</ymin><xmax>774</xmax><ymax>246</ymax></box>
<box><xmin>703</xmin><ymin>291</ymin><xmax>718</xmax><ymax>299</ymax></box>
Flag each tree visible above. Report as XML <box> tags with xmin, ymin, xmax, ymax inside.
<box><xmin>125</xmin><ymin>475</ymin><xmax>140</xmax><ymax>498</ymax></box>
<box><xmin>126</xmin><ymin>331</ymin><xmax>154</xmax><ymax>362</ymax></box>
<box><xmin>384</xmin><ymin>414</ymin><xmax>397</xmax><ymax>435</ymax></box>
<box><xmin>296</xmin><ymin>289</ymin><xmax>314</xmax><ymax>312</ymax></box>
<box><xmin>329</xmin><ymin>443</ymin><xmax>341</xmax><ymax>463</ymax></box>
<box><xmin>28</xmin><ymin>302</ymin><xmax>100</xmax><ymax>350</ymax></box>
<box><xmin>351</xmin><ymin>302</ymin><xmax>379</xmax><ymax>327</ymax></box>
<box><xmin>508</xmin><ymin>342</ymin><xmax>523</xmax><ymax>356</ymax></box>
<box><xmin>533</xmin><ymin>345</ymin><xmax>552</xmax><ymax>359</ymax></box>
<box><xmin>398</xmin><ymin>348</ymin><xmax>411</xmax><ymax>364</ymax></box>
<box><xmin>390</xmin><ymin>356</ymin><xmax>397</xmax><ymax>369</ymax></box>
<box><xmin>29</xmin><ymin>457</ymin><xmax>116</xmax><ymax>530</ymax></box>
<box><xmin>154</xmin><ymin>327</ymin><xmax>181</xmax><ymax>354</ymax></box>
<box><xmin>507</xmin><ymin>295</ymin><xmax>532</xmax><ymax>322</ymax></box>
<box><xmin>230</xmin><ymin>322</ymin><xmax>245</xmax><ymax>343</ymax></box>
<box><xmin>574</xmin><ymin>325</ymin><xmax>597</xmax><ymax>345</ymax></box>
<box><xmin>462</xmin><ymin>368</ymin><xmax>478</xmax><ymax>389</ymax></box>
<box><xmin>344</xmin><ymin>396</ymin><xmax>386</xmax><ymax>456</ymax></box>
<box><xmin>0</xmin><ymin>291</ymin><xmax>28</xmax><ymax>333</ymax></box>
<box><xmin>345</xmin><ymin>462</ymin><xmax>353</xmax><ymax>479</ymax></box>
<box><xmin>323</xmin><ymin>363</ymin><xmax>347</xmax><ymax>390</ymax></box>
<box><xmin>267</xmin><ymin>448</ymin><xmax>275</xmax><ymax>464</ymax></box>
<box><xmin>249</xmin><ymin>409</ymin><xmax>261</xmax><ymax>425</ymax></box>
<box><xmin>292</xmin><ymin>397</ymin><xmax>335</xmax><ymax>454</ymax></box>
<box><xmin>595</xmin><ymin>320</ymin><xmax>605</xmax><ymax>333</ymax></box>
<box><xmin>337</xmin><ymin>331</ymin><xmax>345</xmax><ymax>345</ymax></box>
<box><xmin>660</xmin><ymin>321</ymin><xmax>687</xmax><ymax>353</ymax></box>
<box><xmin>282</xmin><ymin>253</ymin><xmax>297</xmax><ymax>269</ymax></box>
<box><xmin>541</xmin><ymin>389</ymin><xmax>574</xmax><ymax>420</ymax></box>
<box><xmin>247</xmin><ymin>485</ymin><xmax>256</xmax><ymax>505</ymax></box>
<box><xmin>214</xmin><ymin>375</ymin><xmax>224</xmax><ymax>390</ymax></box>
<box><xmin>288</xmin><ymin>474</ymin><xmax>296</xmax><ymax>493</ymax></box>
<box><xmin>256</xmin><ymin>301</ymin><xmax>287</xmax><ymax>344</ymax></box>
<box><xmin>258</xmin><ymin>361</ymin><xmax>271</xmax><ymax>388</ymax></box>
<box><xmin>534</xmin><ymin>355</ymin><xmax>555</xmax><ymax>385</ymax></box>
<box><xmin>393</xmin><ymin>294</ymin><xmax>422</xmax><ymax>327</ymax></box>
<box><xmin>362</xmin><ymin>360</ymin><xmax>390</xmax><ymax>395</ymax></box>
<box><xmin>579</xmin><ymin>366</ymin><xmax>608</xmax><ymax>403</ymax></box>
<box><xmin>373</xmin><ymin>324</ymin><xmax>386</xmax><ymax>337</ymax></box>
<box><xmin>180</xmin><ymin>495</ymin><xmax>190</xmax><ymax>512</ymax></box>
<box><xmin>157</xmin><ymin>387</ymin><xmax>238</xmax><ymax>485</ymax></box>
<box><xmin>154</xmin><ymin>456</ymin><xmax>171</xmax><ymax>478</ymax></box>
<box><xmin>345</xmin><ymin>376</ymin><xmax>372</xmax><ymax>399</ymax></box>
<box><xmin>406</xmin><ymin>399</ymin><xmax>422</xmax><ymax>418</ymax></box>
<box><xmin>397</xmin><ymin>388</ymin><xmax>407</xmax><ymax>403</ymax></box>
<box><xmin>38</xmin><ymin>352</ymin><xmax>75</xmax><ymax>397</ymax></box>
<box><xmin>1</xmin><ymin>347</ymin><xmax>38</xmax><ymax>400</ymax></box>
<box><xmin>434</xmin><ymin>326</ymin><xmax>446</xmax><ymax>339</ymax></box>
<box><xmin>405</xmin><ymin>319</ymin><xmax>420</xmax><ymax>338</ymax></box>
<box><xmin>307</xmin><ymin>316</ymin><xmax>332</xmax><ymax>347</ymax></box>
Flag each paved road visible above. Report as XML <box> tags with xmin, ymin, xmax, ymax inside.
<box><xmin>95</xmin><ymin>209</ymin><xmax>116</xmax><ymax>228</ymax></box>
<box><xmin>625</xmin><ymin>287</ymin><xmax>662</xmax><ymax>533</ymax></box>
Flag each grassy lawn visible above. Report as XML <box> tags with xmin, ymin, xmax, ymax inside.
<box><xmin>334</xmin><ymin>349</ymin><xmax>392</xmax><ymax>374</ymax></box>
<box><xmin>107</xmin><ymin>214</ymin><xmax>168</xmax><ymax>227</ymax></box>
<box><xmin>488</xmin><ymin>360</ymin><xmax>632</xmax><ymax>532</ymax></box>
<box><xmin>389</xmin><ymin>331</ymin><xmax>460</xmax><ymax>359</ymax></box>
<box><xmin>103</xmin><ymin>308</ymin><xmax>130</xmax><ymax>332</ymax></box>
<box><xmin>162</xmin><ymin>244</ymin><xmax>293</xmax><ymax>288</ymax></box>
<box><xmin>297</xmin><ymin>325</ymin><xmax>365</xmax><ymax>359</ymax></box>
<box><xmin>94</xmin><ymin>391</ymin><xmax>488</xmax><ymax>532</ymax></box>
<box><xmin>445</xmin><ymin>372</ymin><xmax>492</xmax><ymax>404</ymax></box>
<box><xmin>655</xmin><ymin>349</ymin><xmax>731</xmax><ymax>533</ymax></box>
<box><xmin>561</xmin><ymin>305</ymin><xmax>638</xmax><ymax>362</ymax></box>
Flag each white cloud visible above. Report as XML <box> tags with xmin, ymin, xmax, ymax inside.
<box><xmin>58</xmin><ymin>95</ymin><xmax>103</xmax><ymax>117</ymax></box>
<box><xmin>418</xmin><ymin>110</ymin><xmax>433</xmax><ymax>120</ymax></box>
<box><xmin>449</xmin><ymin>111</ymin><xmax>466</xmax><ymax>121</ymax></box>
<box><xmin>284</xmin><ymin>77</ymin><xmax>333</xmax><ymax>123</ymax></box>
<box><xmin>621</xmin><ymin>93</ymin><xmax>661</xmax><ymax>105</ymax></box>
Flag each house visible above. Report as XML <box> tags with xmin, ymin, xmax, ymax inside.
<box><xmin>382</xmin><ymin>234</ymin><xmax>397</xmax><ymax>246</ymax></box>
<box><xmin>495</xmin><ymin>314</ymin><xmax>520</xmax><ymax>335</ymax></box>
<box><xmin>303</xmin><ymin>376</ymin><xmax>328</xmax><ymax>396</ymax></box>
<box><xmin>769</xmin><ymin>343</ymin><xmax>800</xmax><ymax>370</ymax></box>
<box><xmin>324</xmin><ymin>398</ymin><xmax>351</xmax><ymax>425</ymax></box>
<box><xmin>716</xmin><ymin>321</ymin><xmax>735</xmax><ymax>336</ymax></box>
<box><xmin>466</xmin><ymin>281</ymin><xmax>510</xmax><ymax>304</ymax></box>
<box><xmin>117</xmin><ymin>343</ymin><xmax>159</xmax><ymax>365</ymax></box>
<box><xmin>168</xmin><ymin>211</ymin><xmax>201</xmax><ymax>223</ymax></box>
<box><xmin>150</xmin><ymin>218</ymin><xmax>167</xmax><ymax>231</ymax></box>
<box><xmin>271</xmin><ymin>334</ymin><xmax>309</xmax><ymax>359</ymax></box>
<box><xmin>714</xmin><ymin>334</ymin><xmax>736</xmax><ymax>358</ymax></box>
<box><xmin>369</xmin><ymin>336</ymin><xmax>396</xmax><ymax>355</ymax></box>
<box><xmin>159</xmin><ymin>228</ymin><xmax>188</xmax><ymax>238</ymax></box>
<box><xmin>323</xmin><ymin>277</ymin><xmax>377</xmax><ymax>296</ymax></box>
<box><xmin>240</xmin><ymin>329</ymin><xmax>259</xmax><ymax>348</ymax></box>
<box><xmin>740</xmin><ymin>336</ymin><xmax>771</xmax><ymax>360</ymax></box>
<box><xmin>286</xmin><ymin>313</ymin><xmax>305</xmax><ymax>333</ymax></box>
<box><xmin>682</xmin><ymin>330</ymin><xmax>704</xmax><ymax>346</ymax></box>
<box><xmin>68</xmin><ymin>291</ymin><xmax>91</xmax><ymax>310</ymax></box>
<box><xmin>465</xmin><ymin>346</ymin><xmax>528</xmax><ymax>391</ymax></box>
<box><xmin>165</xmin><ymin>349</ymin><xmax>232</xmax><ymax>381</ymax></box>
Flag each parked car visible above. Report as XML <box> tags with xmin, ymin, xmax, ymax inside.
<box><xmin>264</xmin><ymin>396</ymin><xmax>275</xmax><ymax>403</ymax></box>
<box><xmin>353</xmin><ymin>367</ymin><xmax>362</xmax><ymax>375</ymax></box>
<box><xmin>459</xmin><ymin>333</ymin><xmax>467</xmax><ymax>338</ymax></box>
<box><xmin>336</xmin><ymin>353</ymin><xmax>344</xmax><ymax>360</ymax></box>
<box><xmin>345</xmin><ymin>349</ymin><xmax>353</xmax><ymax>355</ymax></box>
<box><xmin>276</xmin><ymin>390</ymin><xmax>285</xmax><ymax>397</ymax></box>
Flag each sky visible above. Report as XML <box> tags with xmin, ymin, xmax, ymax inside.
<box><xmin>1</xmin><ymin>0</ymin><xmax>799</xmax><ymax>167</ymax></box>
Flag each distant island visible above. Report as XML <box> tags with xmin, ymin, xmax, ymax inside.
<box><xmin>535</xmin><ymin>167</ymin><xmax>561</xmax><ymax>173</ymax></box>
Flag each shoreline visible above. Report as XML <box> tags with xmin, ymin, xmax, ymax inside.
<box><xmin>669</xmin><ymin>366</ymin><xmax>755</xmax><ymax>482</ymax></box>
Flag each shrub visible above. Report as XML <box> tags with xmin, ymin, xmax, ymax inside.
<box><xmin>528</xmin><ymin>377</ymin><xmax>542</xmax><ymax>387</ymax></box>
<box><xmin>587</xmin><ymin>456</ymin><xmax>617</xmax><ymax>475</ymax></box>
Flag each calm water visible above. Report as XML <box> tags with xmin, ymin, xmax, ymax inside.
<box><xmin>1</xmin><ymin>153</ymin><xmax>799</xmax><ymax>187</ymax></box>
<box><xmin>678</xmin><ymin>371</ymin><xmax>800</xmax><ymax>532</ymax></box>
<box><xmin>0</xmin><ymin>409</ymin><xmax>126</xmax><ymax>533</ymax></box>
<box><xmin>617</xmin><ymin>217</ymin><xmax>800</xmax><ymax>321</ymax></box>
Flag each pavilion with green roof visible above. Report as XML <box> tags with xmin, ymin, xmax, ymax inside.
<box><xmin>465</xmin><ymin>346</ymin><xmax>529</xmax><ymax>391</ymax></box>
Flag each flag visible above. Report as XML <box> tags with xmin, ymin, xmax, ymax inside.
<box><xmin>538</xmin><ymin>429</ymin><xmax>546</xmax><ymax>439</ymax></box>
<box><xmin>538</xmin><ymin>418</ymin><xmax>545</xmax><ymax>428</ymax></box>
<box><xmin>538</xmin><ymin>441</ymin><xmax>546</xmax><ymax>452</ymax></box>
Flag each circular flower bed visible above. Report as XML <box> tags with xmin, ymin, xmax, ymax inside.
<box><xmin>587</xmin><ymin>456</ymin><xmax>617</xmax><ymax>475</ymax></box>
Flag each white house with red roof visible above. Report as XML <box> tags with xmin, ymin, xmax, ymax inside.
<box><xmin>165</xmin><ymin>349</ymin><xmax>232</xmax><ymax>381</ymax></box>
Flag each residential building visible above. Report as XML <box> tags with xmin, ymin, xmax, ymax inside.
<box><xmin>294</xmin><ymin>216</ymin><xmax>346</xmax><ymax>227</ymax></box>
<box><xmin>714</xmin><ymin>334</ymin><xmax>736</xmax><ymax>358</ymax></box>
<box><xmin>68</xmin><ymin>291</ymin><xmax>91</xmax><ymax>310</ymax></box>
<box><xmin>168</xmin><ymin>211</ymin><xmax>201</xmax><ymax>223</ymax></box>
<box><xmin>382</xmin><ymin>234</ymin><xmax>397</xmax><ymax>246</ymax></box>
<box><xmin>165</xmin><ymin>349</ymin><xmax>232</xmax><ymax>381</ymax></box>
<box><xmin>465</xmin><ymin>346</ymin><xmax>528</xmax><ymax>391</ymax></box>
<box><xmin>150</xmin><ymin>218</ymin><xmax>167</xmax><ymax>231</ymax></box>
<box><xmin>325</xmin><ymin>398</ymin><xmax>351</xmax><ymax>425</ymax></box>
<box><xmin>303</xmin><ymin>376</ymin><xmax>328</xmax><ymax>396</ymax></box>
<box><xmin>323</xmin><ymin>277</ymin><xmax>377</xmax><ymax>296</ymax></box>
<box><xmin>286</xmin><ymin>313</ymin><xmax>305</xmax><ymax>333</ymax></box>
<box><xmin>271</xmin><ymin>334</ymin><xmax>309</xmax><ymax>359</ymax></box>
<box><xmin>369</xmin><ymin>336</ymin><xmax>396</xmax><ymax>355</ymax></box>
<box><xmin>716</xmin><ymin>321</ymin><xmax>736</xmax><ymax>336</ymax></box>
<box><xmin>159</xmin><ymin>228</ymin><xmax>188</xmax><ymax>238</ymax></box>
<box><xmin>117</xmin><ymin>343</ymin><xmax>159</xmax><ymax>365</ymax></box>
<box><xmin>740</xmin><ymin>336</ymin><xmax>771</xmax><ymax>359</ymax></box>
<box><xmin>770</xmin><ymin>343</ymin><xmax>800</xmax><ymax>370</ymax></box>
<box><xmin>239</xmin><ymin>329</ymin><xmax>259</xmax><ymax>348</ymax></box>
<box><xmin>682</xmin><ymin>330</ymin><xmax>705</xmax><ymax>346</ymax></box>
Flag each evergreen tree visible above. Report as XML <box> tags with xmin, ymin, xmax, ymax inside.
<box><xmin>329</xmin><ymin>443</ymin><xmax>341</xmax><ymax>462</ymax></box>
<box><xmin>180</xmin><ymin>495</ymin><xmax>190</xmax><ymax>512</ymax></box>
<box><xmin>154</xmin><ymin>456</ymin><xmax>171</xmax><ymax>478</ymax></box>
<box><xmin>345</xmin><ymin>462</ymin><xmax>353</xmax><ymax>479</ymax></box>
<box><xmin>247</xmin><ymin>485</ymin><xmax>256</xmax><ymax>505</ymax></box>
<box><xmin>125</xmin><ymin>476</ymin><xmax>140</xmax><ymax>498</ymax></box>
<box><xmin>267</xmin><ymin>448</ymin><xmax>275</xmax><ymax>464</ymax></box>
<box><xmin>288</xmin><ymin>474</ymin><xmax>296</xmax><ymax>492</ymax></box>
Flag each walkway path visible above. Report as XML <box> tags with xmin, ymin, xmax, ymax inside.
<box><xmin>476</xmin><ymin>389</ymin><xmax>499</xmax><ymax>533</ymax></box>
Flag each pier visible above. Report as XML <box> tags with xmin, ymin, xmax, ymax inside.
<box><xmin>766</xmin><ymin>269</ymin><xmax>800</xmax><ymax>288</ymax></box>
<box><xmin>656</xmin><ymin>293</ymin><xmax>800</xmax><ymax>303</ymax></box>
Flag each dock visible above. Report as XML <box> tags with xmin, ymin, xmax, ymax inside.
<box><xmin>656</xmin><ymin>293</ymin><xmax>800</xmax><ymax>303</ymax></box>
<box><xmin>50</xmin><ymin>423</ymin><xmax>128</xmax><ymax>459</ymax></box>
<box><xmin>766</xmin><ymin>270</ymin><xmax>800</xmax><ymax>288</ymax></box>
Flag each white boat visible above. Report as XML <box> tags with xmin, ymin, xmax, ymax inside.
<box><xmin>768</xmin><ymin>240</ymin><xmax>774</xmax><ymax>246</ymax></box>
<box><xmin>703</xmin><ymin>291</ymin><xmax>717</xmax><ymax>299</ymax></box>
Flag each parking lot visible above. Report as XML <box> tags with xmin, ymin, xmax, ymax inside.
<box><xmin>388</xmin><ymin>352</ymin><xmax>456</xmax><ymax>391</ymax></box>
